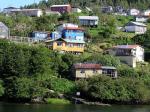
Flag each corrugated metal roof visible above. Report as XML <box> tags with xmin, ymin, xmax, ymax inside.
<box><xmin>79</xmin><ymin>16</ymin><xmax>99</xmax><ymax>20</ymax></box>
<box><xmin>74</xmin><ymin>63</ymin><xmax>101</xmax><ymax>69</ymax></box>
<box><xmin>114</xmin><ymin>45</ymin><xmax>140</xmax><ymax>49</ymax></box>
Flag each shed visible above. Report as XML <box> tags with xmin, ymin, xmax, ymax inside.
<box><xmin>78</xmin><ymin>16</ymin><xmax>99</xmax><ymax>27</ymax></box>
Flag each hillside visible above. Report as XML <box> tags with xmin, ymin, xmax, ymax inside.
<box><xmin>25</xmin><ymin>0</ymin><xmax>150</xmax><ymax>10</ymax></box>
<box><xmin>0</xmin><ymin>0</ymin><xmax>150</xmax><ymax>105</ymax></box>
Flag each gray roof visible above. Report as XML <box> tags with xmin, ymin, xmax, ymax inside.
<box><xmin>79</xmin><ymin>16</ymin><xmax>99</xmax><ymax>20</ymax></box>
<box><xmin>101</xmin><ymin>66</ymin><xmax>116</xmax><ymax>70</ymax></box>
<box><xmin>126</xmin><ymin>21</ymin><xmax>147</xmax><ymax>27</ymax></box>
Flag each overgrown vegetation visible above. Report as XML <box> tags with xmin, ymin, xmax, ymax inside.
<box><xmin>0</xmin><ymin>0</ymin><xmax>150</xmax><ymax>104</ymax></box>
<box><xmin>0</xmin><ymin>39</ymin><xmax>150</xmax><ymax>103</ymax></box>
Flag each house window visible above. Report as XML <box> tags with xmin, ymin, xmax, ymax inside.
<box><xmin>102</xmin><ymin>69</ymin><xmax>107</xmax><ymax>74</ymax></box>
<box><xmin>57</xmin><ymin>42</ymin><xmax>62</xmax><ymax>46</ymax></box>
<box><xmin>80</xmin><ymin>69</ymin><xmax>85</xmax><ymax>73</ymax></box>
<box><xmin>93</xmin><ymin>69</ymin><xmax>97</xmax><ymax>73</ymax></box>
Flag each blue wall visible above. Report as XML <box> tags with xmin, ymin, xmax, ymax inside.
<box><xmin>31</xmin><ymin>32</ymin><xmax>48</xmax><ymax>41</ymax></box>
<box><xmin>62</xmin><ymin>29</ymin><xmax>84</xmax><ymax>40</ymax></box>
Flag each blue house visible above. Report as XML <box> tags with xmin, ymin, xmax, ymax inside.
<box><xmin>61</xmin><ymin>27</ymin><xmax>84</xmax><ymax>41</ymax></box>
<box><xmin>30</xmin><ymin>31</ymin><xmax>50</xmax><ymax>41</ymax></box>
<box><xmin>50</xmin><ymin>31</ymin><xmax>61</xmax><ymax>40</ymax></box>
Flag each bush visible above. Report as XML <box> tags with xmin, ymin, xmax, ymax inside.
<box><xmin>76</xmin><ymin>75</ymin><xmax>150</xmax><ymax>103</ymax></box>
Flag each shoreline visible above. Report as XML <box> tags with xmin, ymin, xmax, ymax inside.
<box><xmin>1</xmin><ymin>97</ymin><xmax>150</xmax><ymax>106</ymax></box>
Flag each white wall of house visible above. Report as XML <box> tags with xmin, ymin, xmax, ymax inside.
<box><xmin>128</xmin><ymin>9</ymin><xmax>140</xmax><ymax>16</ymax></box>
<box><xmin>135</xmin><ymin>26</ymin><xmax>147</xmax><ymax>34</ymax></box>
<box><xmin>135</xmin><ymin>46</ymin><xmax>144</xmax><ymax>62</ymax></box>
<box><xmin>125</xmin><ymin>25</ymin><xmax>136</xmax><ymax>32</ymax></box>
<box><xmin>118</xmin><ymin>56</ymin><xmax>137</xmax><ymax>68</ymax></box>
<box><xmin>109</xmin><ymin>46</ymin><xmax>144</xmax><ymax>68</ymax></box>
<box><xmin>75</xmin><ymin>69</ymin><xmax>102</xmax><ymax>78</ymax></box>
<box><xmin>125</xmin><ymin>25</ymin><xmax>147</xmax><ymax>34</ymax></box>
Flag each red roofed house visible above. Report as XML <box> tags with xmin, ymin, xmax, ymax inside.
<box><xmin>50</xmin><ymin>4</ymin><xmax>71</xmax><ymax>13</ymax></box>
<box><xmin>109</xmin><ymin>45</ymin><xmax>144</xmax><ymax>67</ymax></box>
<box><xmin>72</xmin><ymin>63</ymin><xmax>117</xmax><ymax>79</ymax></box>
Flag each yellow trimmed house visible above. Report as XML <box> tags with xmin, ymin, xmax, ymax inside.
<box><xmin>72</xmin><ymin>63</ymin><xmax>118</xmax><ymax>79</ymax></box>
<box><xmin>46</xmin><ymin>38</ymin><xmax>85</xmax><ymax>53</ymax></box>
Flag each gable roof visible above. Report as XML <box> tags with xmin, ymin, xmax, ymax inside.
<box><xmin>113</xmin><ymin>45</ymin><xmax>140</xmax><ymax>49</ymax></box>
<box><xmin>79</xmin><ymin>16</ymin><xmax>99</xmax><ymax>20</ymax></box>
<box><xmin>126</xmin><ymin>21</ymin><xmax>147</xmax><ymax>27</ymax></box>
<box><xmin>74</xmin><ymin>63</ymin><xmax>101</xmax><ymax>69</ymax></box>
<box><xmin>49</xmin><ymin>38</ymin><xmax>85</xmax><ymax>44</ymax></box>
<box><xmin>4</xmin><ymin>7</ymin><xmax>19</xmax><ymax>9</ymax></box>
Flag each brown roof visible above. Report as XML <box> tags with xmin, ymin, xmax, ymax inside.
<box><xmin>74</xmin><ymin>63</ymin><xmax>101</xmax><ymax>69</ymax></box>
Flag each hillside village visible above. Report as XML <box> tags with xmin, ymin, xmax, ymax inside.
<box><xmin>0</xmin><ymin>1</ymin><xmax>150</xmax><ymax>104</ymax></box>
<box><xmin>1</xmin><ymin>4</ymin><xmax>150</xmax><ymax>68</ymax></box>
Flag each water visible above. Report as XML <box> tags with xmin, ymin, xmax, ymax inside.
<box><xmin>0</xmin><ymin>102</ymin><xmax>150</xmax><ymax>112</ymax></box>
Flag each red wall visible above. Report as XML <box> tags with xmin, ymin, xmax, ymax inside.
<box><xmin>50</xmin><ymin>5</ymin><xmax>71</xmax><ymax>13</ymax></box>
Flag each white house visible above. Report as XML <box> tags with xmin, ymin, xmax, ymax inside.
<box><xmin>72</xmin><ymin>7</ymin><xmax>82</xmax><ymax>13</ymax></box>
<box><xmin>135</xmin><ymin>16</ymin><xmax>148</xmax><ymax>22</ymax></box>
<box><xmin>78</xmin><ymin>16</ymin><xmax>99</xmax><ymax>27</ymax></box>
<box><xmin>142</xmin><ymin>9</ymin><xmax>150</xmax><ymax>16</ymax></box>
<box><xmin>109</xmin><ymin>45</ymin><xmax>144</xmax><ymax>68</ymax></box>
<box><xmin>11</xmin><ymin>9</ymin><xmax>43</xmax><ymax>17</ymax></box>
<box><xmin>128</xmin><ymin>9</ymin><xmax>140</xmax><ymax>16</ymax></box>
<box><xmin>45</xmin><ymin>9</ymin><xmax>61</xmax><ymax>16</ymax></box>
<box><xmin>124</xmin><ymin>21</ymin><xmax>147</xmax><ymax>34</ymax></box>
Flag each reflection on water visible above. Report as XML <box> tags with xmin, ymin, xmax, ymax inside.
<box><xmin>0</xmin><ymin>102</ymin><xmax>150</xmax><ymax>112</ymax></box>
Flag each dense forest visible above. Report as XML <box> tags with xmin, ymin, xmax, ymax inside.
<box><xmin>24</xmin><ymin>0</ymin><xmax>150</xmax><ymax>10</ymax></box>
